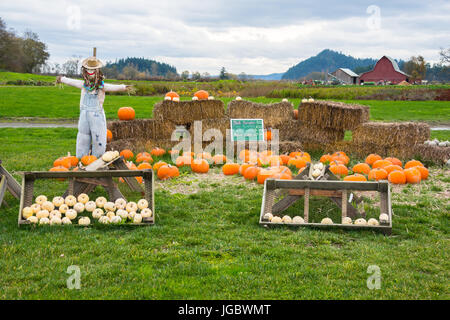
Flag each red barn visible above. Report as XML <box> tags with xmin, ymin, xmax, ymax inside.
<box><xmin>359</xmin><ymin>56</ymin><xmax>409</xmax><ymax>84</ymax></box>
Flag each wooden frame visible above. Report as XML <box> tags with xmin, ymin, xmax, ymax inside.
<box><xmin>0</xmin><ymin>159</ymin><xmax>22</xmax><ymax>208</ymax></box>
<box><xmin>259</xmin><ymin>178</ymin><xmax>392</xmax><ymax>235</ymax></box>
<box><xmin>18</xmin><ymin>169</ymin><xmax>155</xmax><ymax>227</ymax></box>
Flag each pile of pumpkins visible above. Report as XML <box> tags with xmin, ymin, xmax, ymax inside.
<box><xmin>164</xmin><ymin>90</ymin><xmax>214</xmax><ymax>102</ymax></box>
<box><xmin>22</xmin><ymin>193</ymin><xmax>152</xmax><ymax>226</ymax></box>
<box><xmin>424</xmin><ymin>139</ymin><xmax>450</xmax><ymax>148</ymax></box>
<box><xmin>319</xmin><ymin>152</ymin><xmax>429</xmax><ymax>185</ymax></box>
<box><xmin>263</xmin><ymin>212</ymin><xmax>390</xmax><ymax>226</ymax></box>
<box><xmin>49</xmin><ymin>151</ymin><xmax>121</xmax><ymax>173</ymax></box>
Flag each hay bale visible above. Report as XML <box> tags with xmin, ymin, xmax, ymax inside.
<box><xmin>276</xmin><ymin>120</ymin><xmax>302</xmax><ymax>141</ymax></box>
<box><xmin>154</xmin><ymin>120</ymin><xmax>177</xmax><ymax>140</ymax></box>
<box><xmin>299</xmin><ymin>124</ymin><xmax>345</xmax><ymax>144</ymax></box>
<box><xmin>107</xmin><ymin>139</ymin><xmax>148</xmax><ymax>152</ymax></box>
<box><xmin>188</xmin><ymin>118</ymin><xmax>230</xmax><ymax>142</ymax></box>
<box><xmin>278</xmin><ymin>141</ymin><xmax>304</xmax><ymax>154</ymax></box>
<box><xmin>352</xmin><ymin>122</ymin><xmax>430</xmax><ymax>147</ymax></box>
<box><xmin>107</xmin><ymin>119</ymin><xmax>156</xmax><ymax>141</ymax></box>
<box><xmin>227</xmin><ymin>100</ymin><xmax>293</xmax><ymax>127</ymax></box>
<box><xmin>153</xmin><ymin>100</ymin><xmax>225</xmax><ymax>124</ymax></box>
<box><xmin>413</xmin><ymin>144</ymin><xmax>450</xmax><ymax>165</ymax></box>
<box><xmin>298</xmin><ymin>101</ymin><xmax>369</xmax><ymax>130</ymax></box>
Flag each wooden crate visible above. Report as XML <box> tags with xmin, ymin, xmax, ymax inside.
<box><xmin>0</xmin><ymin>159</ymin><xmax>21</xmax><ymax>208</ymax></box>
<box><xmin>259</xmin><ymin>179</ymin><xmax>392</xmax><ymax>235</ymax></box>
<box><xmin>18</xmin><ymin>169</ymin><xmax>154</xmax><ymax>227</ymax></box>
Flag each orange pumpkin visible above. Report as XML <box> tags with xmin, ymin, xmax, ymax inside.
<box><xmin>49</xmin><ymin>166</ymin><xmax>69</xmax><ymax>181</ymax></box>
<box><xmin>268</xmin><ymin>155</ymin><xmax>282</xmax><ymax>167</ymax></box>
<box><xmin>293</xmin><ymin>109</ymin><xmax>298</xmax><ymax>120</ymax></box>
<box><xmin>120</xmin><ymin>149</ymin><xmax>134</xmax><ymax>160</ymax></box>
<box><xmin>404</xmin><ymin>167</ymin><xmax>421</xmax><ymax>184</ymax></box>
<box><xmin>117</xmin><ymin>107</ymin><xmax>135</xmax><ymax>120</ymax></box>
<box><xmin>319</xmin><ymin>154</ymin><xmax>332</xmax><ymax>164</ymax></box>
<box><xmin>137</xmin><ymin>162</ymin><xmax>152</xmax><ymax>170</ymax></box>
<box><xmin>344</xmin><ymin>174</ymin><xmax>367</xmax><ymax>182</ymax></box>
<box><xmin>365</xmin><ymin>154</ymin><xmax>382</xmax><ymax>166</ymax></box>
<box><xmin>175</xmin><ymin>155</ymin><xmax>192</xmax><ymax>167</ymax></box>
<box><xmin>54</xmin><ymin>156</ymin><xmax>72</xmax><ymax>169</ymax></box>
<box><xmin>212</xmin><ymin>154</ymin><xmax>227</xmax><ymax>165</ymax></box>
<box><xmin>404</xmin><ymin>160</ymin><xmax>424</xmax><ymax>169</ymax></box>
<box><xmin>330</xmin><ymin>164</ymin><xmax>349</xmax><ymax>177</ymax></box>
<box><xmin>414</xmin><ymin>166</ymin><xmax>429</xmax><ymax>180</ymax></box>
<box><xmin>125</xmin><ymin>161</ymin><xmax>138</xmax><ymax>170</ymax></box>
<box><xmin>257</xmin><ymin>155</ymin><xmax>270</xmax><ymax>167</ymax></box>
<box><xmin>194</xmin><ymin>90</ymin><xmax>209</xmax><ymax>100</ymax></box>
<box><xmin>280</xmin><ymin>154</ymin><xmax>290</xmax><ymax>165</ymax></box>
<box><xmin>257</xmin><ymin>168</ymin><xmax>276</xmax><ymax>184</ymax></box>
<box><xmin>153</xmin><ymin>161</ymin><xmax>168</xmax><ymax>172</ymax></box>
<box><xmin>352</xmin><ymin>163</ymin><xmax>371</xmax><ymax>175</ymax></box>
<box><xmin>239</xmin><ymin>163</ymin><xmax>254</xmax><ymax>176</ymax></box>
<box><xmin>243</xmin><ymin>166</ymin><xmax>260</xmax><ymax>180</ymax></box>
<box><xmin>372</xmin><ymin>159</ymin><xmax>393</xmax><ymax>169</ymax></box>
<box><xmin>196</xmin><ymin>152</ymin><xmax>212</xmax><ymax>161</ymax></box>
<box><xmin>288</xmin><ymin>157</ymin><xmax>307</xmax><ymax>169</ymax></box>
<box><xmin>81</xmin><ymin>155</ymin><xmax>97</xmax><ymax>166</ymax></box>
<box><xmin>66</xmin><ymin>153</ymin><xmax>78</xmax><ymax>167</ymax></box>
<box><xmin>165</xmin><ymin>91</ymin><xmax>180</xmax><ymax>101</ymax></box>
<box><xmin>191</xmin><ymin>158</ymin><xmax>209</xmax><ymax>173</ymax></box>
<box><xmin>388</xmin><ymin>170</ymin><xmax>406</xmax><ymax>184</ymax></box>
<box><xmin>368</xmin><ymin>168</ymin><xmax>388</xmax><ymax>181</ymax></box>
<box><xmin>222</xmin><ymin>163</ymin><xmax>240</xmax><ymax>175</ymax></box>
<box><xmin>265</xmin><ymin>130</ymin><xmax>272</xmax><ymax>141</ymax></box>
<box><xmin>157</xmin><ymin>164</ymin><xmax>179</xmax><ymax>180</ymax></box>
<box><xmin>107</xmin><ymin>129</ymin><xmax>113</xmax><ymax>142</ymax></box>
<box><xmin>151</xmin><ymin>147</ymin><xmax>166</xmax><ymax>157</ymax></box>
<box><xmin>384</xmin><ymin>157</ymin><xmax>402</xmax><ymax>167</ymax></box>
<box><xmin>331</xmin><ymin>152</ymin><xmax>349</xmax><ymax>165</ymax></box>
<box><xmin>384</xmin><ymin>164</ymin><xmax>403</xmax><ymax>174</ymax></box>
<box><xmin>136</xmin><ymin>152</ymin><xmax>153</xmax><ymax>163</ymax></box>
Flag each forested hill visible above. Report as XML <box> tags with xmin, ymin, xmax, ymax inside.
<box><xmin>282</xmin><ymin>49</ymin><xmax>377</xmax><ymax>80</ymax></box>
<box><xmin>102</xmin><ymin>57</ymin><xmax>178</xmax><ymax>78</ymax></box>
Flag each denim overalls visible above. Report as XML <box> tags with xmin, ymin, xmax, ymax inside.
<box><xmin>76</xmin><ymin>89</ymin><xmax>107</xmax><ymax>158</ymax></box>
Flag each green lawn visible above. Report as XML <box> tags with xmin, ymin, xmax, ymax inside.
<box><xmin>1</xmin><ymin>86</ymin><xmax>450</xmax><ymax>124</ymax></box>
<box><xmin>0</xmin><ymin>128</ymin><xmax>449</xmax><ymax>299</ymax></box>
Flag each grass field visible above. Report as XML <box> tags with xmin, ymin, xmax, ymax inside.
<box><xmin>1</xmin><ymin>86</ymin><xmax>450</xmax><ymax>125</ymax></box>
<box><xmin>0</xmin><ymin>128</ymin><xmax>449</xmax><ymax>299</ymax></box>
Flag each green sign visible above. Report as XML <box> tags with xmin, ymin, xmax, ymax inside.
<box><xmin>230</xmin><ymin>119</ymin><xmax>265</xmax><ymax>141</ymax></box>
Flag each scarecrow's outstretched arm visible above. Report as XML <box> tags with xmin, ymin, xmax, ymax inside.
<box><xmin>104</xmin><ymin>83</ymin><xmax>127</xmax><ymax>92</ymax></box>
<box><xmin>58</xmin><ymin>76</ymin><xmax>84</xmax><ymax>89</ymax></box>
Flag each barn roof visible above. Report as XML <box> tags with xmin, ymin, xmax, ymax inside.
<box><xmin>384</xmin><ymin>56</ymin><xmax>409</xmax><ymax>76</ymax></box>
<box><xmin>339</xmin><ymin>68</ymin><xmax>359</xmax><ymax>77</ymax></box>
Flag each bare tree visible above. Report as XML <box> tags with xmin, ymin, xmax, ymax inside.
<box><xmin>439</xmin><ymin>47</ymin><xmax>450</xmax><ymax>64</ymax></box>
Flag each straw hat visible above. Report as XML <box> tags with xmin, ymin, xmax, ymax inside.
<box><xmin>81</xmin><ymin>47</ymin><xmax>104</xmax><ymax>69</ymax></box>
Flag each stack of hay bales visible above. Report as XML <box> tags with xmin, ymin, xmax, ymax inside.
<box><xmin>413</xmin><ymin>144</ymin><xmax>450</xmax><ymax>165</ymax></box>
<box><xmin>297</xmin><ymin>101</ymin><xmax>369</xmax><ymax>149</ymax></box>
<box><xmin>351</xmin><ymin>122</ymin><xmax>430</xmax><ymax>158</ymax></box>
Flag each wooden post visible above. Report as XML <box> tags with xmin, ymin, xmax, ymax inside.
<box><xmin>304</xmin><ymin>187</ymin><xmax>310</xmax><ymax>223</ymax></box>
<box><xmin>341</xmin><ymin>189</ymin><xmax>347</xmax><ymax>222</ymax></box>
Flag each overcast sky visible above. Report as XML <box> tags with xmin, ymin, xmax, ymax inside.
<box><xmin>1</xmin><ymin>0</ymin><xmax>449</xmax><ymax>74</ymax></box>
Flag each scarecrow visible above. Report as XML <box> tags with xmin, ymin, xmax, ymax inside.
<box><xmin>56</xmin><ymin>48</ymin><xmax>131</xmax><ymax>158</ymax></box>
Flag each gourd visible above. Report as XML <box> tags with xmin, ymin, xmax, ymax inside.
<box><xmin>117</xmin><ymin>209</ymin><xmax>128</xmax><ymax>219</ymax></box>
<box><xmin>191</xmin><ymin>159</ymin><xmax>209</xmax><ymax>173</ymax></box>
<box><xmin>404</xmin><ymin>167</ymin><xmax>421</xmax><ymax>184</ymax></box>
<box><xmin>92</xmin><ymin>208</ymin><xmax>104</xmax><ymax>219</ymax></box>
<box><xmin>106</xmin><ymin>211</ymin><xmax>115</xmax><ymax>219</ymax></box>
<box><xmin>49</xmin><ymin>210</ymin><xmax>62</xmax><ymax>219</ymax></box>
<box><xmin>85</xmin><ymin>201</ymin><xmax>96</xmax><ymax>212</ymax></box>
<box><xmin>157</xmin><ymin>164</ymin><xmax>180</xmax><ymax>180</ymax></box>
<box><xmin>95</xmin><ymin>197</ymin><xmax>107</xmax><ymax>208</ymax></box>
<box><xmin>36</xmin><ymin>210</ymin><xmax>50</xmax><ymax>219</ymax></box>
<box><xmin>99</xmin><ymin>216</ymin><xmax>110</xmax><ymax>224</ymax></box>
<box><xmin>81</xmin><ymin>155</ymin><xmax>97</xmax><ymax>166</ymax></box>
<box><xmin>35</xmin><ymin>195</ymin><xmax>47</xmax><ymax>205</ymax></box>
<box><xmin>65</xmin><ymin>195</ymin><xmax>77</xmax><ymax>207</ymax></box>
<box><xmin>312</xmin><ymin>169</ymin><xmax>322</xmax><ymax>178</ymax></box>
<box><xmin>282</xmin><ymin>215</ymin><xmax>292</xmax><ymax>224</ymax></box>
<box><xmin>352</xmin><ymin>163</ymin><xmax>371</xmax><ymax>175</ymax></box>
<box><xmin>73</xmin><ymin>202</ymin><xmax>85</xmax><ymax>213</ymax></box>
<box><xmin>368</xmin><ymin>168</ymin><xmax>388</xmax><ymax>181</ymax></box>
<box><xmin>117</xmin><ymin>107</ymin><xmax>135</xmax><ymax>120</ymax></box>
<box><xmin>208</xmin><ymin>96</ymin><xmax>215</xmax><ymax>100</ymax></box>
<box><xmin>22</xmin><ymin>207</ymin><xmax>34</xmax><ymax>219</ymax></box>
<box><xmin>78</xmin><ymin>217</ymin><xmax>91</xmax><ymax>226</ymax></box>
<box><xmin>365</xmin><ymin>154</ymin><xmax>382</xmax><ymax>166</ymax></box>
<box><xmin>126</xmin><ymin>202</ymin><xmax>138</xmax><ymax>213</ymax></box>
<box><xmin>31</xmin><ymin>204</ymin><xmax>41</xmax><ymax>213</ymax></box>
<box><xmin>354</xmin><ymin>218</ymin><xmax>367</xmax><ymax>226</ymax></box>
<box><xmin>27</xmin><ymin>216</ymin><xmax>38</xmax><ymax>224</ymax></box>
<box><xmin>128</xmin><ymin>211</ymin><xmax>136</xmax><ymax>220</ymax></box>
<box><xmin>235</xmin><ymin>96</ymin><xmax>242</xmax><ymax>100</ymax></box>
<box><xmin>39</xmin><ymin>217</ymin><xmax>50</xmax><ymax>225</ymax></box>
<box><xmin>194</xmin><ymin>90</ymin><xmax>209</xmax><ymax>100</ymax></box>
<box><xmin>271</xmin><ymin>216</ymin><xmax>282</xmax><ymax>224</ymax></box>
<box><xmin>133</xmin><ymin>213</ymin><xmax>143</xmax><ymax>224</ymax></box>
<box><xmin>102</xmin><ymin>151</ymin><xmax>119</xmax><ymax>162</ymax></box>
<box><xmin>141</xmin><ymin>208</ymin><xmax>152</xmax><ymax>218</ymax></box>
<box><xmin>62</xmin><ymin>217</ymin><xmax>72</xmax><ymax>225</ymax></box>
<box><xmin>367</xmin><ymin>218</ymin><xmax>379</xmax><ymax>226</ymax></box>
<box><xmin>104</xmin><ymin>202</ymin><xmax>116</xmax><ymax>212</ymax></box>
<box><xmin>59</xmin><ymin>204</ymin><xmax>69</xmax><ymax>213</ymax></box>
<box><xmin>321</xmin><ymin>218</ymin><xmax>333</xmax><ymax>224</ymax></box>
<box><xmin>388</xmin><ymin>170</ymin><xmax>406</xmax><ymax>184</ymax></box>
<box><xmin>111</xmin><ymin>216</ymin><xmax>122</xmax><ymax>224</ymax></box>
<box><xmin>292</xmin><ymin>216</ymin><xmax>304</xmax><ymax>224</ymax></box>
<box><xmin>342</xmin><ymin>217</ymin><xmax>352</xmax><ymax>224</ymax></box>
<box><xmin>151</xmin><ymin>147</ymin><xmax>166</xmax><ymax>157</ymax></box>
<box><xmin>222</xmin><ymin>163</ymin><xmax>240</xmax><ymax>175</ymax></box>
<box><xmin>165</xmin><ymin>91</ymin><xmax>180</xmax><ymax>101</ymax></box>
<box><xmin>65</xmin><ymin>209</ymin><xmax>77</xmax><ymax>220</ymax></box>
<box><xmin>77</xmin><ymin>193</ymin><xmax>89</xmax><ymax>204</ymax></box>
<box><xmin>263</xmin><ymin>213</ymin><xmax>273</xmax><ymax>221</ymax></box>
<box><xmin>50</xmin><ymin>217</ymin><xmax>62</xmax><ymax>225</ymax></box>
<box><xmin>379</xmin><ymin>213</ymin><xmax>389</xmax><ymax>224</ymax></box>
<box><xmin>120</xmin><ymin>149</ymin><xmax>134</xmax><ymax>160</ymax></box>
<box><xmin>52</xmin><ymin>196</ymin><xmax>65</xmax><ymax>207</ymax></box>
<box><xmin>138</xmin><ymin>199</ymin><xmax>149</xmax><ymax>210</ymax></box>
<box><xmin>114</xmin><ymin>198</ymin><xmax>127</xmax><ymax>210</ymax></box>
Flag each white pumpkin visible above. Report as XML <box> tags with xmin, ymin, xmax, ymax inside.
<box><xmin>59</xmin><ymin>204</ymin><xmax>69</xmax><ymax>214</ymax></box>
<box><xmin>65</xmin><ymin>195</ymin><xmax>77</xmax><ymax>207</ymax></box>
<box><xmin>263</xmin><ymin>213</ymin><xmax>273</xmax><ymax>221</ymax></box>
<box><xmin>207</xmin><ymin>96</ymin><xmax>215</xmax><ymax>100</ymax></box>
<box><xmin>301</xmin><ymin>98</ymin><xmax>308</xmax><ymax>103</ymax></box>
<box><xmin>41</xmin><ymin>201</ymin><xmax>54</xmax><ymax>212</ymax></box>
<box><xmin>62</xmin><ymin>217</ymin><xmax>72</xmax><ymax>225</ymax></box>
<box><xmin>321</xmin><ymin>217</ymin><xmax>333</xmax><ymax>225</ymax></box>
<box><xmin>137</xmin><ymin>199</ymin><xmax>148</xmax><ymax>210</ymax></box>
<box><xmin>114</xmin><ymin>198</ymin><xmax>127</xmax><ymax>210</ymax></box>
<box><xmin>235</xmin><ymin>96</ymin><xmax>242</xmax><ymax>101</ymax></box>
<box><xmin>35</xmin><ymin>195</ymin><xmax>47</xmax><ymax>205</ymax></box>
<box><xmin>22</xmin><ymin>207</ymin><xmax>34</xmax><ymax>219</ymax></box>
<box><xmin>271</xmin><ymin>216</ymin><xmax>282</xmax><ymax>224</ymax></box>
<box><xmin>111</xmin><ymin>216</ymin><xmax>122</xmax><ymax>224</ymax></box>
<box><xmin>282</xmin><ymin>215</ymin><xmax>292</xmax><ymax>224</ymax></box>
<box><xmin>133</xmin><ymin>213</ymin><xmax>143</xmax><ymax>224</ymax></box>
<box><xmin>379</xmin><ymin>213</ymin><xmax>389</xmax><ymax>224</ymax></box>
<box><xmin>52</xmin><ymin>196</ymin><xmax>65</xmax><ymax>207</ymax></box>
<box><xmin>292</xmin><ymin>216</ymin><xmax>305</xmax><ymax>224</ymax></box>
<box><xmin>102</xmin><ymin>151</ymin><xmax>116</xmax><ymax>162</ymax></box>
<box><xmin>85</xmin><ymin>201</ymin><xmax>96</xmax><ymax>212</ymax></box>
<box><xmin>354</xmin><ymin>218</ymin><xmax>367</xmax><ymax>226</ymax></box>
<box><xmin>342</xmin><ymin>217</ymin><xmax>353</xmax><ymax>225</ymax></box>
<box><xmin>31</xmin><ymin>203</ymin><xmax>41</xmax><ymax>213</ymax></box>
<box><xmin>77</xmin><ymin>193</ymin><xmax>89</xmax><ymax>204</ymax></box>
<box><xmin>27</xmin><ymin>216</ymin><xmax>38</xmax><ymax>224</ymax></box>
<box><xmin>95</xmin><ymin>197</ymin><xmax>107</xmax><ymax>208</ymax></box>
<box><xmin>313</xmin><ymin>162</ymin><xmax>324</xmax><ymax>170</ymax></box>
<box><xmin>49</xmin><ymin>210</ymin><xmax>62</xmax><ymax>219</ymax></box>
<box><xmin>99</xmin><ymin>216</ymin><xmax>110</xmax><ymax>224</ymax></box>
<box><xmin>106</xmin><ymin>211</ymin><xmax>115</xmax><ymax>219</ymax></box>
<box><xmin>140</xmin><ymin>208</ymin><xmax>152</xmax><ymax>218</ymax></box>
<box><xmin>308</xmin><ymin>98</ymin><xmax>314</xmax><ymax>102</ymax></box>
<box><xmin>282</xmin><ymin>98</ymin><xmax>288</xmax><ymax>102</ymax></box>
<box><xmin>127</xmin><ymin>211</ymin><xmax>136</xmax><ymax>220</ymax></box>
<box><xmin>36</xmin><ymin>210</ymin><xmax>50</xmax><ymax>219</ymax></box>
<box><xmin>312</xmin><ymin>169</ymin><xmax>322</xmax><ymax>178</ymax></box>
<box><xmin>368</xmin><ymin>218</ymin><xmax>379</xmax><ymax>226</ymax></box>
<box><xmin>192</xmin><ymin>96</ymin><xmax>199</xmax><ymax>101</ymax></box>
<box><xmin>50</xmin><ymin>217</ymin><xmax>62</xmax><ymax>225</ymax></box>
<box><xmin>116</xmin><ymin>209</ymin><xmax>128</xmax><ymax>220</ymax></box>
<box><xmin>65</xmin><ymin>209</ymin><xmax>77</xmax><ymax>220</ymax></box>
<box><xmin>173</xmin><ymin>97</ymin><xmax>180</xmax><ymax>102</ymax></box>
<box><xmin>39</xmin><ymin>217</ymin><xmax>50</xmax><ymax>225</ymax></box>
<box><xmin>104</xmin><ymin>202</ymin><xmax>116</xmax><ymax>212</ymax></box>
<box><xmin>164</xmin><ymin>96</ymin><xmax>171</xmax><ymax>101</ymax></box>
<box><xmin>73</xmin><ymin>202</ymin><xmax>85</xmax><ymax>213</ymax></box>
<box><xmin>92</xmin><ymin>208</ymin><xmax>104</xmax><ymax>219</ymax></box>
<box><xmin>126</xmin><ymin>201</ymin><xmax>138</xmax><ymax>213</ymax></box>
<box><xmin>78</xmin><ymin>217</ymin><xmax>90</xmax><ymax>226</ymax></box>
